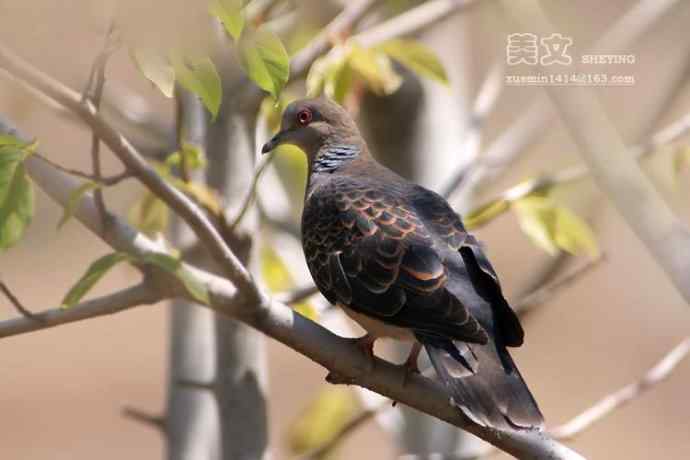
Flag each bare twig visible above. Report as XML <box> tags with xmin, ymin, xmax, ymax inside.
<box><xmin>227</xmin><ymin>153</ymin><xmax>274</xmax><ymax>231</ymax></box>
<box><xmin>247</xmin><ymin>0</ymin><xmax>284</xmax><ymax>25</ymax></box>
<box><xmin>354</xmin><ymin>0</ymin><xmax>482</xmax><ymax>48</ymax></box>
<box><xmin>290</xmin><ymin>0</ymin><xmax>381</xmax><ymax>78</ymax></box>
<box><xmin>34</xmin><ymin>153</ymin><xmax>129</xmax><ymax>185</ymax></box>
<box><xmin>83</xmin><ymin>26</ymin><xmax>119</xmax><ymax>225</ymax></box>
<box><xmin>440</xmin><ymin>60</ymin><xmax>506</xmax><ymax>199</ymax></box>
<box><xmin>513</xmin><ymin>256</ymin><xmax>605</xmax><ymax>316</ymax></box>
<box><xmin>122</xmin><ymin>406</ymin><xmax>167</xmax><ymax>434</ymax></box>
<box><xmin>0</xmin><ymin>280</ymin><xmax>36</xmax><ymax>319</ymax></box>
<box><xmin>552</xmin><ymin>337</ymin><xmax>690</xmax><ymax>440</ymax></box>
<box><xmin>275</xmin><ymin>284</ymin><xmax>320</xmax><ymax>305</ymax></box>
<box><xmin>0</xmin><ymin>283</ymin><xmax>161</xmax><ymax>339</ymax></box>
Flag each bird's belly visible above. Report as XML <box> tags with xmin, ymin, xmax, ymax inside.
<box><xmin>339</xmin><ymin>303</ymin><xmax>415</xmax><ymax>341</ymax></box>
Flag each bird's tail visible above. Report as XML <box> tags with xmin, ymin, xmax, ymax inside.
<box><xmin>419</xmin><ymin>334</ymin><xmax>544</xmax><ymax>431</ymax></box>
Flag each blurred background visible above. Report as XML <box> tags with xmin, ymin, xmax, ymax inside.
<box><xmin>1</xmin><ymin>0</ymin><xmax>690</xmax><ymax>459</ymax></box>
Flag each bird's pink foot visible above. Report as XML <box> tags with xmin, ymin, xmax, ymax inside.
<box><xmin>401</xmin><ymin>342</ymin><xmax>422</xmax><ymax>387</ymax></box>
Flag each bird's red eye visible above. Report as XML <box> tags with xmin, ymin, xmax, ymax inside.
<box><xmin>297</xmin><ymin>109</ymin><xmax>313</xmax><ymax>126</ymax></box>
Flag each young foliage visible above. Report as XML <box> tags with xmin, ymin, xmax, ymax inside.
<box><xmin>129</xmin><ymin>190</ymin><xmax>170</xmax><ymax>237</ymax></box>
<box><xmin>131</xmin><ymin>49</ymin><xmax>176</xmax><ymax>98</ymax></box>
<box><xmin>306</xmin><ymin>39</ymin><xmax>448</xmax><ymax>103</ymax></box>
<box><xmin>514</xmin><ymin>195</ymin><xmax>599</xmax><ymax>257</ymax></box>
<box><xmin>306</xmin><ymin>48</ymin><xmax>353</xmax><ymax>103</ymax></box>
<box><xmin>464</xmin><ymin>198</ymin><xmax>510</xmax><ymax>230</ymax></box>
<box><xmin>62</xmin><ymin>252</ymin><xmax>131</xmax><ymax>307</ymax></box>
<box><xmin>209</xmin><ymin>0</ymin><xmax>246</xmax><ymax>40</ymax></box>
<box><xmin>287</xmin><ymin>387</ymin><xmax>358</xmax><ymax>456</ymax></box>
<box><xmin>463</xmin><ymin>176</ymin><xmax>599</xmax><ymax>257</ymax></box>
<box><xmin>62</xmin><ymin>252</ymin><xmax>210</xmax><ymax>308</ymax></box>
<box><xmin>348</xmin><ymin>44</ymin><xmax>402</xmax><ymax>96</ymax></box>
<box><xmin>0</xmin><ymin>135</ymin><xmax>36</xmax><ymax>251</ymax></box>
<box><xmin>238</xmin><ymin>26</ymin><xmax>290</xmax><ymax>99</ymax></box>
<box><xmin>377</xmin><ymin>39</ymin><xmax>449</xmax><ymax>85</ymax></box>
<box><xmin>132</xmin><ymin>50</ymin><xmax>222</xmax><ymax>119</ymax></box>
<box><xmin>170</xmin><ymin>53</ymin><xmax>223</xmax><ymax>120</ymax></box>
<box><xmin>166</xmin><ymin>142</ymin><xmax>208</xmax><ymax>171</ymax></box>
<box><xmin>58</xmin><ymin>181</ymin><xmax>101</xmax><ymax>229</ymax></box>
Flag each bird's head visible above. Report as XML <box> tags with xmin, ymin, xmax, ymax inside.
<box><xmin>261</xmin><ymin>98</ymin><xmax>364</xmax><ymax>169</ymax></box>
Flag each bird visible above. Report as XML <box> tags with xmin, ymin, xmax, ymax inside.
<box><xmin>262</xmin><ymin>97</ymin><xmax>544</xmax><ymax>431</ymax></box>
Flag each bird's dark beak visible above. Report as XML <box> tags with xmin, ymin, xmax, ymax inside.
<box><xmin>261</xmin><ymin>131</ymin><xmax>284</xmax><ymax>154</ymax></box>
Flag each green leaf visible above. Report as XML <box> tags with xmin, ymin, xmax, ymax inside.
<box><xmin>464</xmin><ymin>198</ymin><xmax>510</xmax><ymax>230</ymax></box>
<box><xmin>348</xmin><ymin>45</ymin><xmax>402</xmax><ymax>95</ymax></box>
<box><xmin>513</xmin><ymin>196</ymin><xmax>599</xmax><ymax>257</ymax></box>
<box><xmin>170</xmin><ymin>53</ymin><xmax>222</xmax><ymax>120</ymax></box>
<box><xmin>0</xmin><ymin>136</ymin><xmax>35</xmax><ymax>251</ymax></box>
<box><xmin>131</xmin><ymin>49</ymin><xmax>175</xmax><ymax>98</ymax></box>
<box><xmin>378</xmin><ymin>39</ymin><xmax>449</xmax><ymax>85</ymax></box>
<box><xmin>287</xmin><ymin>387</ymin><xmax>358</xmax><ymax>455</ymax></box>
<box><xmin>140</xmin><ymin>253</ymin><xmax>210</xmax><ymax>304</ymax></box>
<box><xmin>62</xmin><ymin>252</ymin><xmax>131</xmax><ymax>307</ymax></box>
<box><xmin>306</xmin><ymin>51</ymin><xmax>354</xmax><ymax>103</ymax></box>
<box><xmin>58</xmin><ymin>181</ymin><xmax>101</xmax><ymax>229</ymax></box>
<box><xmin>238</xmin><ymin>26</ymin><xmax>290</xmax><ymax>99</ymax></box>
<box><xmin>128</xmin><ymin>191</ymin><xmax>170</xmax><ymax>236</ymax></box>
<box><xmin>552</xmin><ymin>204</ymin><xmax>600</xmax><ymax>258</ymax></box>
<box><xmin>209</xmin><ymin>0</ymin><xmax>246</xmax><ymax>41</ymax></box>
<box><xmin>166</xmin><ymin>143</ymin><xmax>207</xmax><ymax>171</ymax></box>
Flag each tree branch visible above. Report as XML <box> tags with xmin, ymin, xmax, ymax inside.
<box><xmin>0</xmin><ymin>280</ymin><xmax>36</xmax><ymax>319</ymax></box>
<box><xmin>0</xmin><ymin>283</ymin><xmax>161</xmax><ymax>339</ymax></box>
<box><xmin>354</xmin><ymin>0</ymin><xmax>481</xmax><ymax>48</ymax></box>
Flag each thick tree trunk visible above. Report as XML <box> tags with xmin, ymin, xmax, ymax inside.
<box><xmin>165</xmin><ymin>89</ymin><xmax>269</xmax><ymax>460</ymax></box>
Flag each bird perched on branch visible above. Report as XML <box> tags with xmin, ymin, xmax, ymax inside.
<box><xmin>262</xmin><ymin>98</ymin><xmax>543</xmax><ymax>431</ymax></box>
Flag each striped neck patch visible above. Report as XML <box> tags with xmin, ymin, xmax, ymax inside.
<box><xmin>313</xmin><ymin>144</ymin><xmax>360</xmax><ymax>173</ymax></box>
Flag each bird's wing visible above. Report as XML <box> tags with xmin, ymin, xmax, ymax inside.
<box><xmin>302</xmin><ymin>181</ymin><xmax>488</xmax><ymax>344</ymax></box>
<box><xmin>409</xmin><ymin>185</ymin><xmax>525</xmax><ymax>347</ymax></box>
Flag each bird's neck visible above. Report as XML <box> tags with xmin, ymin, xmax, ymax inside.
<box><xmin>311</xmin><ymin>142</ymin><xmax>364</xmax><ymax>174</ymax></box>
